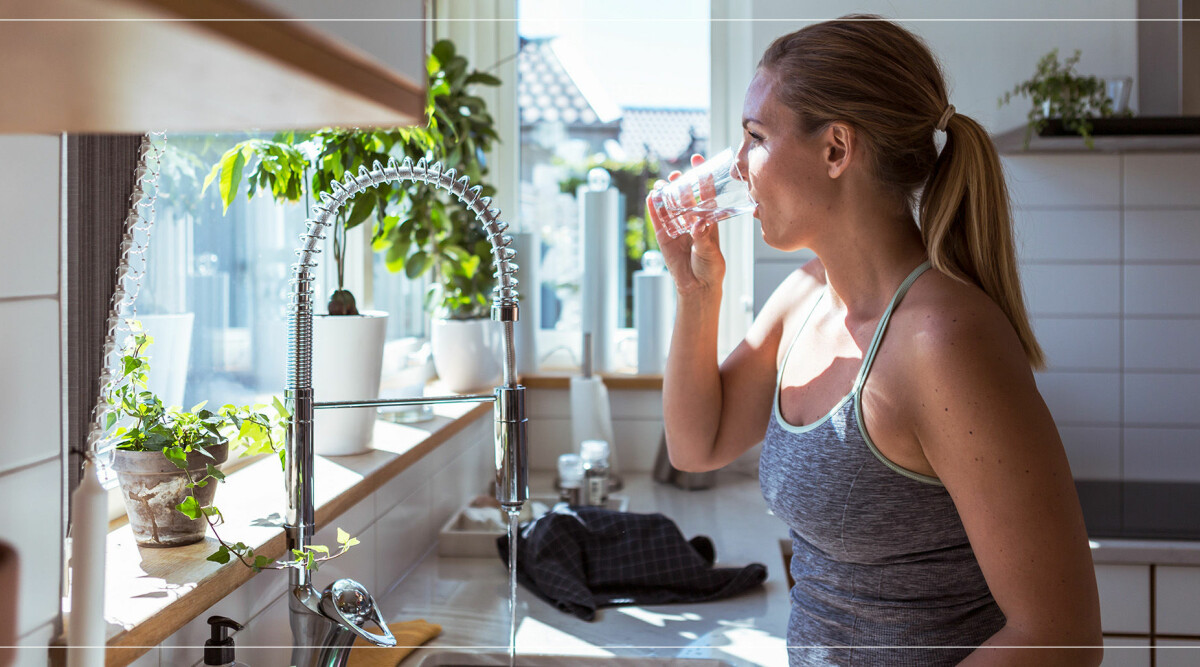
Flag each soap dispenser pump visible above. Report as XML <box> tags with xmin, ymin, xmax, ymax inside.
<box><xmin>204</xmin><ymin>615</ymin><xmax>247</xmax><ymax>667</ymax></box>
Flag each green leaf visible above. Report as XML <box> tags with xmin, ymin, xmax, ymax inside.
<box><xmin>163</xmin><ymin>445</ymin><xmax>188</xmax><ymax>469</ymax></box>
<box><xmin>405</xmin><ymin>251</ymin><xmax>430</xmax><ymax>279</ymax></box>
<box><xmin>253</xmin><ymin>555</ymin><xmax>274</xmax><ymax>571</ymax></box>
<box><xmin>217</xmin><ymin>148</ymin><xmax>247</xmax><ymax>213</ymax></box>
<box><xmin>465</xmin><ymin>71</ymin><xmax>502</xmax><ymax>87</ymax></box>
<box><xmin>345</xmin><ymin>190</ymin><xmax>376</xmax><ymax>230</ymax></box>
<box><xmin>205</xmin><ymin>464</ymin><xmax>226</xmax><ymax>482</ymax></box>
<box><xmin>207</xmin><ymin>545</ymin><xmax>232</xmax><ymax>564</ymax></box>
<box><xmin>336</xmin><ymin>527</ymin><xmax>352</xmax><ymax>545</ymax></box>
<box><xmin>176</xmin><ymin>495</ymin><xmax>201</xmax><ymax>520</ymax></box>
<box><xmin>306</xmin><ymin>544</ymin><xmax>330</xmax><ymax>556</ymax></box>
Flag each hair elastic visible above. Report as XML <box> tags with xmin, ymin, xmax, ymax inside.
<box><xmin>935</xmin><ymin>104</ymin><xmax>956</xmax><ymax>132</ymax></box>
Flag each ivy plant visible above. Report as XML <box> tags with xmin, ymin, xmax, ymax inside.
<box><xmin>204</xmin><ymin>39</ymin><xmax>502</xmax><ymax>319</ymax></box>
<box><xmin>999</xmin><ymin>48</ymin><xmax>1126</xmax><ymax>149</ymax></box>
<box><xmin>106</xmin><ymin>321</ymin><xmax>357</xmax><ymax>571</ymax></box>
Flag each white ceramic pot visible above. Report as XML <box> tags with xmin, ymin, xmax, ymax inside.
<box><xmin>312</xmin><ymin>311</ymin><xmax>388</xmax><ymax>456</ymax></box>
<box><xmin>431</xmin><ymin>317</ymin><xmax>503</xmax><ymax>393</ymax></box>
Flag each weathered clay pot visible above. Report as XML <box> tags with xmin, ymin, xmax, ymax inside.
<box><xmin>111</xmin><ymin>443</ymin><xmax>229</xmax><ymax>548</ymax></box>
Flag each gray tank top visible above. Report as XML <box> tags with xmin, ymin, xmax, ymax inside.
<box><xmin>759</xmin><ymin>261</ymin><xmax>1006</xmax><ymax>666</ymax></box>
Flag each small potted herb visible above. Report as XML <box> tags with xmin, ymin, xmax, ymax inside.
<box><xmin>999</xmin><ymin>48</ymin><xmax>1127</xmax><ymax>149</ymax></box>
<box><xmin>107</xmin><ymin>322</ymin><xmax>357</xmax><ymax>571</ymax></box>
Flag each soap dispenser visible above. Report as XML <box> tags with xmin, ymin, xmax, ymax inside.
<box><xmin>204</xmin><ymin>615</ymin><xmax>247</xmax><ymax>667</ymax></box>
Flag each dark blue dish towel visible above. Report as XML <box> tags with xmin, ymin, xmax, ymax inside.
<box><xmin>496</xmin><ymin>505</ymin><xmax>767</xmax><ymax>621</ymax></box>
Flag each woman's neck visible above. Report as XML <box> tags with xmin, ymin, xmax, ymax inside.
<box><xmin>817</xmin><ymin>213</ymin><xmax>928</xmax><ymax>324</ymax></box>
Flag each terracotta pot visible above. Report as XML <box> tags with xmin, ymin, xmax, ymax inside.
<box><xmin>111</xmin><ymin>443</ymin><xmax>229</xmax><ymax>548</ymax></box>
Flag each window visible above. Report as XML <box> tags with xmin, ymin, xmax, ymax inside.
<box><xmin>516</xmin><ymin>0</ymin><xmax>712</xmax><ymax>369</ymax></box>
<box><xmin>140</xmin><ymin>133</ymin><xmax>428</xmax><ymax>411</ymax></box>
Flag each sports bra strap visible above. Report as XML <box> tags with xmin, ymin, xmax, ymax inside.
<box><xmin>851</xmin><ymin>260</ymin><xmax>932</xmax><ymax>394</ymax></box>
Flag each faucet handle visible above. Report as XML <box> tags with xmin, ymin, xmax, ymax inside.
<box><xmin>318</xmin><ymin>578</ymin><xmax>396</xmax><ymax>647</ymax></box>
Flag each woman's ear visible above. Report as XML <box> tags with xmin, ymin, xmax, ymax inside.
<box><xmin>824</xmin><ymin>122</ymin><xmax>854</xmax><ymax>179</ymax></box>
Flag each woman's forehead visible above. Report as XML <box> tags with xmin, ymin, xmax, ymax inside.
<box><xmin>743</xmin><ymin>71</ymin><xmax>792</xmax><ymax>128</ymax></box>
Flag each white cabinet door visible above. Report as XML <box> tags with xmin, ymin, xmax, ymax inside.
<box><xmin>1155</xmin><ymin>566</ymin><xmax>1200</xmax><ymax>636</ymax></box>
<box><xmin>1101</xmin><ymin>637</ymin><xmax>1151</xmax><ymax>667</ymax></box>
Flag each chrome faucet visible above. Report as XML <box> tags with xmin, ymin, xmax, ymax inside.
<box><xmin>283</xmin><ymin>158</ymin><xmax>528</xmax><ymax>667</ymax></box>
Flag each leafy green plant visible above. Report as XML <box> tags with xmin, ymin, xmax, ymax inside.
<box><xmin>204</xmin><ymin>39</ymin><xmax>502</xmax><ymax>319</ymax></box>
<box><xmin>999</xmin><ymin>48</ymin><xmax>1126</xmax><ymax>149</ymax></box>
<box><xmin>106</xmin><ymin>321</ymin><xmax>357</xmax><ymax>571</ymax></box>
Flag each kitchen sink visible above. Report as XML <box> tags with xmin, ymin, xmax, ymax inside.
<box><xmin>414</xmin><ymin>652</ymin><xmax>734</xmax><ymax>666</ymax></box>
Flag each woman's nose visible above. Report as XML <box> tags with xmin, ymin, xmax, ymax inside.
<box><xmin>733</xmin><ymin>142</ymin><xmax>749</xmax><ymax>182</ymax></box>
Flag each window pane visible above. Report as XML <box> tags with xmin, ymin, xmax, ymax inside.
<box><xmin>517</xmin><ymin>0</ymin><xmax>710</xmax><ymax>366</ymax></box>
<box><xmin>141</xmin><ymin>133</ymin><xmax>428</xmax><ymax>410</ymax></box>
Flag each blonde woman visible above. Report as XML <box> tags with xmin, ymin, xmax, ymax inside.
<box><xmin>649</xmin><ymin>16</ymin><xmax>1102</xmax><ymax>666</ymax></box>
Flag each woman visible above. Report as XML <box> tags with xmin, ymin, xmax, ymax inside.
<box><xmin>648</xmin><ymin>16</ymin><xmax>1102</xmax><ymax>667</ymax></box>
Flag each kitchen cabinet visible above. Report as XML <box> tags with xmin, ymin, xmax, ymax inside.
<box><xmin>0</xmin><ymin>0</ymin><xmax>426</xmax><ymax>133</ymax></box>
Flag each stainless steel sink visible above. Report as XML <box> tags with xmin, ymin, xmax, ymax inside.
<box><xmin>415</xmin><ymin>652</ymin><xmax>734</xmax><ymax>666</ymax></box>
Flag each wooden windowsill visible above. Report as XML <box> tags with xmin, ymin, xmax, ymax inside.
<box><xmin>519</xmin><ymin>371</ymin><xmax>664</xmax><ymax>390</ymax></box>
<box><xmin>92</xmin><ymin>399</ymin><xmax>490</xmax><ymax>667</ymax></box>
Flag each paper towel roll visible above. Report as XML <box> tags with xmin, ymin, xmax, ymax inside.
<box><xmin>569</xmin><ymin>375</ymin><xmax>616</xmax><ymax>463</ymax></box>
<box><xmin>634</xmin><ymin>252</ymin><xmax>675</xmax><ymax>374</ymax></box>
<box><xmin>579</xmin><ymin>182</ymin><xmax>621</xmax><ymax>372</ymax></box>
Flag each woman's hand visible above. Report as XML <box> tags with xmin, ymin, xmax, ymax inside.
<box><xmin>645</xmin><ymin>154</ymin><xmax>727</xmax><ymax>296</ymax></box>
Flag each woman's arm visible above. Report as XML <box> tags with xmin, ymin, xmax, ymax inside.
<box><xmin>647</xmin><ymin>180</ymin><xmax>816</xmax><ymax>472</ymax></box>
<box><xmin>906</xmin><ymin>291</ymin><xmax>1102</xmax><ymax>666</ymax></box>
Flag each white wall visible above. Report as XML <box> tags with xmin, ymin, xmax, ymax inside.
<box><xmin>743</xmin><ymin>1</ymin><xmax>1138</xmax><ymax>135</ymax></box>
<box><xmin>0</xmin><ymin>134</ymin><xmax>65</xmax><ymax>666</ymax></box>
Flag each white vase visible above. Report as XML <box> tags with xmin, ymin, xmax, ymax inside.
<box><xmin>431</xmin><ymin>317</ymin><xmax>503</xmax><ymax>393</ymax></box>
<box><xmin>312</xmin><ymin>311</ymin><xmax>388</xmax><ymax>456</ymax></box>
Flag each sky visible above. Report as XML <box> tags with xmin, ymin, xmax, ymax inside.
<box><xmin>516</xmin><ymin>0</ymin><xmax>710</xmax><ymax>110</ymax></box>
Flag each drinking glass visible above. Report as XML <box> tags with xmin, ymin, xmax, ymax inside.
<box><xmin>648</xmin><ymin>147</ymin><xmax>756</xmax><ymax>238</ymax></box>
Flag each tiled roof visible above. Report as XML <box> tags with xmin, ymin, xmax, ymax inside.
<box><xmin>518</xmin><ymin>37</ymin><xmax>620</xmax><ymax>127</ymax></box>
<box><xmin>618</xmin><ymin>107</ymin><xmax>709</xmax><ymax>162</ymax></box>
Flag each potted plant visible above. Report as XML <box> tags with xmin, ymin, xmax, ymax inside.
<box><xmin>105</xmin><ymin>321</ymin><xmax>286</xmax><ymax>548</ymax></box>
<box><xmin>106</xmin><ymin>322</ymin><xmax>359</xmax><ymax>571</ymax></box>
<box><xmin>999</xmin><ymin>48</ymin><xmax>1129</xmax><ymax>149</ymax></box>
<box><xmin>208</xmin><ymin>39</ymin><xmax>505</xmax><ymax>394</ymax></box>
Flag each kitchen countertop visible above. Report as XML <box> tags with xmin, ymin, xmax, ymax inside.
<box><xmin>381</xmin><ymin>470</ymin><xmax>793</xmax><ymax>666</ymax></box>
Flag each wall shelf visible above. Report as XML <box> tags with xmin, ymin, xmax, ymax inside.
<box><xmin>0</xmin><ymin>0</ymin><xmax>426</xmax><ymax>133</ymax></box>
<box><xmin>994</xmin><ymin>117</ymin><xmax>1200</xmax><ymax>154</ymax></box>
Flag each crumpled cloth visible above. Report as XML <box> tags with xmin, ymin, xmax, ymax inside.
<box><xmin>497</xmin><ymin>505</ymin><xmax>767</xmax><ymax>621</ymax></box>
<box><xmin>346</xmin><ymin>619</ymin><xmax>441</xmax><ymax>667</ymax></box>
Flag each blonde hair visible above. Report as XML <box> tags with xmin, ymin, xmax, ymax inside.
<box><xmin>759</xmin><ymin>15</ymin><xmax>1045</xmax><ymax>369</ymax></box>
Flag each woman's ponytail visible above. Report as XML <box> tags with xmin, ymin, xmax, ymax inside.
<box><xmin>920</xmin><ymin>114</ymin><xmax>1046</xmax><ymax>369</ymax></box>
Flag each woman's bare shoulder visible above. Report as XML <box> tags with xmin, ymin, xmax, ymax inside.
<box><xmin>891</xmin><ymin>268</ymin><xmax>1029</xmax><ymax>369</ymax></box>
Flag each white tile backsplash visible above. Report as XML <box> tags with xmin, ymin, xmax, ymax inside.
<box><xmin>1032</xmin><ymin>316</ymin><xmax>1121</xmax><ymax>370</ymax></box>
<box><xmin>1059</xmin><ymin>426</ymin><xmax>1121</xmax><ymax>480</ymax></box>
<box><xmin>375</xmin><ymin>480</ymin><xmax>431</xmax><ymax>593</ymax></box>
<box><xmin>1124</xmin><ymin>210</ymin><xmax>1200</xmax><ymax>261</ymax></box>
<box><xmin>1014</xmin><ymin>208</ymin><xmax>1121</xmax><ymax>262</ymax></box>
<box><xmin>1124</xmin><ymin>320</ymin><xmax>1200</xmax><ymax>370</ymax></box>
<box><xmin>1154</xmin><ymin>640</ymin><xmax>1200</xmax><ymax>667</ymax></box>
<box><xmin>1154</xmin><ymin>565</ymin><xmax>1200</xmax><ymax>636</ymax></box>
<box><xmin>1124</xmin><ymin>154</ymin><xmax>1200</xmax><ymax>208</ymax></box>
<box><xmin>1035</xmin><ymin>372</ymin><xmax>1121</xmax><ymax>425</ymax></box>
<box><xmin>0</xmin><ymin>459</ymin><xmax>61</xmax><ymax>637</ymax></box>
<box><xmin>1002</xmin><ymin>154</ymin><xmax>1122</xmax><ymax>208</ymax></box>
<box><xmin>1125</xmin><ymin>265</ymin><xmax>1200</xmax><ymax>316</ymax></box>
<box><xmin>1095</xmin><ymin>564</ymin><xmax>1151</xmax><ymax>634</ymax></box>
<box><xmin>1101</xmin><ymin>637</ymin><xmax>1150</xmax><ymax>667</ymax></box>
<box><xmin>0</xmin><ymin>298</ymin><xmax>62</xmax><ymax>474</ymax></box>
<box><xmin>1021</xmin><ymin>264</ymin><xmax>1121</xmax><ymax>316</ymax></box>
<box><xmin>609</xmin><ymin>389</ymin><xmax>664</xmax><ymax>420</ymax></box>
<box><xmin>611</xmin><ymin>419</ymin><xmax>664</xmax><ymax>473</ymax></box>
<box><xmin>0</xmin><ymin>135</ymin><xmax>60</xmax><ymax>300</ymax></box>
<box><xmin>1123</xmin><ymin>428</ymin><xmax>1200</xmax><ymax>482</ymax></box>
<box><xmin>1123</xmin><ymin>374</ymin><xmax>1200</xmax><ymax>426</ymax></box>
<box><xmin>528</xmin><ymin>417</ymin><xmax>571</xmax><ymax>471</ymax></box>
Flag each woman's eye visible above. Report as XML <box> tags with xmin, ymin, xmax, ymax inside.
<box><xmin>747</xmin><ymin>131</ymin><xmax>764</xmax><ymax>143</ymax></box>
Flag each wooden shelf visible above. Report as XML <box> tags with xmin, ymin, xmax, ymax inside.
<box><xmin>0</xmin><ymin>0</ymin><xmax>425</xmax><ymax>133</ymax></box>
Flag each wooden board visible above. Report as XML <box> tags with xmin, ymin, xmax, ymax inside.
<box><xmin>0</xmin><ymin>0</ymin><xmax>425</xmax><ymax>133</ymax></box>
